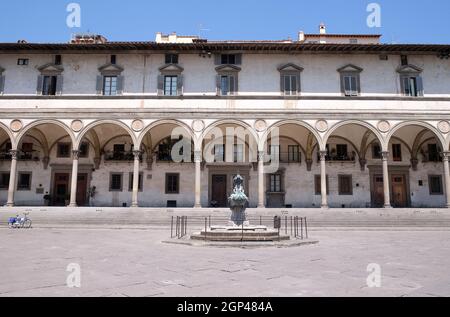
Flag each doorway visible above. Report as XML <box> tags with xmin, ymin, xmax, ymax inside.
<box><xmin>372</xmin><ymin>174</ymin><xmax>384</xmax><ymax>207</ymax></box>
<box><xmin>76</xmin><ymin>173</ymin><xmax>88</xmax><ymax>206</ymax></box>
<box><xmin>53</xmin><ymin>173</ymin><xmax>70</xmax><ymax>206</ymax></box>
<box><xmin>391</xmin><ymin>174</ymin><xmax>408</xmax><ymax>208</ymax></box>
<box><xmin>211</xmin><ymin>175</ymin><xmax>227</xmax><ymax>207</ymax></box>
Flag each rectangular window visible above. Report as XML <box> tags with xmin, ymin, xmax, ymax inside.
<box><xmin>110</xmin><ymin>55</ymin><xmax>117</xmax><ymax>65</ymax></box>
<box><xmin>288</xmin><ymin>145</ymin><xmax>300</xmax><ymax>162</ymax></box>
<box><xmin>165</xmin><ymin>54</ymin><xmax>179</xmax><ymax>64</ymax></box>
<box><xmin>220</xmin><ymin>75</ymin><xmax>236</xmax><ymax>96</ymax></box>
<box><xmin>283</xmin><ymin>74</ymin><xmax>298</xmax><ymax>95</ymax></box>
<box><xmin>128</xmin><ymin>172</ymin><xmax>143</xmax><ymax>191</ymax></box>
<box><xmin>401</xmin><ymin>76</ymin><xmax>423</xmax><ymax>97</ymax></box>
<box><xmin>164</xmin><ymin>75</ymin><xmax>178</xmax><ymax>96</ymax></box>
<box><xmin>17</xmin><ymin>58</ymin><xmax>29</xmax><ymax>66</ymax></box>
<box><xmin>427</xmin><ymin>144</ymin><xmax>440</xmax><ymax>162</ymax></box>
<box><xmin>0</xmin><ymin>172</ymin><xmax>10</xmax><ymax>190</ymax></box>
<box><xmin>429</xmin><ymin>175</ymin><xmax>443</xmax><ymax>195</ymax></box>
<box><xmin>349</xmin><ymin>39</ymin><xmax>358</xmax><ymax>44</ymax></box>
<box><xmin>338</xmin><ymin>175</ymin><xmax>353</xmax><ymax>195</ymax></box>
<box><xmin>233</xmin><ymin>144</ymin><xmax>244</xmax><ymax>163</ymax></box>
<box><xmin>57</xmin><ymin>143</ymin><xmax>71</xmax><ymax>158</ymax></box>
<box><xmin>103</xmin><ymin>76</ymin><xmax>117</xmax><ymax>96</ymax></box>
<box><xmin>166</xmin><ymin>173</ymin><xmax>180</xmax><ymax>194</ymax></box>
<box><xmin>214</xmin><ymin>144</ymin><xmax>225</xmax><ymax>162</ymax></box>
<box><xmin>269</xmin><ymin>174</ymin><xmax>282</xmax><ymax>192</ymax></box>
<box><xmin>401</xmin><ymin>55</ymin><xmax>408</xmax><ymax>66</ymax></box>
<box><xmin>343</xmin><ymin>74</ymin><xmax>358</xmax><ymax>96</ymax></box>
<box><xmin>392</xmin><ymin>144</ymin><xmax>402</xmax><ymax>161</ymax></box>
<box><xmin>113</xmin><ymin>144</ymin><xmax>125</xmax><ymax>160</ymax></box>
<box><xmin>54</xmin><ymin>55</ymin><xmax>62</xmax><ymax>65</ymax></box>
<box><xmin>372</xmin><ymin>143</ymin><xmax>382</xmax><ymax>159</ymax></box>
<box><xmin>79</xmin><ymin>142</ymin><xmax>89</xmax><ymax>158</ymax></box>
<box><xmin>42</xmin><ymin>75</ymin><xmax>57</xmax><ymax>95</ymax></box>
<box><xmin>17</xmin><ymin>172</ymin><xmax>31</xmax><ymax>191</ymax></box>
<box><xmin>315</xmin><ymin>175</ymin><xmax>329</xmax><ymax>195</ymax></box>
<box><xmin>109</xmin><ymin>173</ymin><xmax>123</xmax><ymax>191</ymax></box>
<box><xmin>336</xmin><ymin>144</ymin><xmax>348</xmax><ymax>159</ymax></box>
<box><xmin>221</xmin><ymin>54</ymin><xmax>236</xmax><ymax>65</ymax></box>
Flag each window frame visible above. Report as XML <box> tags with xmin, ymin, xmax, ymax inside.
<box><xmin>0</xmin><ymin>172</ymin><xmax>10</xmax><ymax>190</ymax></box>
<box><xmin>338</xmin><ymin>175</ymin><xmax>353</xmax><ymax>196</ymax></box>
<box><xmin>165</xmin><ymin>54</ymin><xmax>179</xmax><ymax>64</ymax></box>
<box><xmin>17</xmin><ymin>172</ymin><xmax>32</xmax><ymax>191</ymax></box>
<box><xmin>103</xmin><ymin>75</ymin><xmax>118</xmax><ymax>96</ymax></box>
<box><xmin>392</xmin><ymin>144</ymin><xmax>402</xmax><ymax>162</ymax></box>
<box><xmin>337</xmin><ymin>64</ymin><xmax>363</xmax><ymax>97</ymax></box>
<box><xmin>109</xmin><ymin>173</ymin><xmax>123</xmax><ymax>192</ymax></box>
<box><xmin>163</xmin><ymin>75</ymin><xmax>178</xmax><ymax>96</ymax></box>
<box><xmin>165</xmin><ymin>173</ymin><xmax>180</xmax><ymax>194</ymax></box>
<box><xmin>57</xmin><ymin>142</ymin><xmax>72</xmax><ymax>158</ymax></box>
<box><xmin>288</xmin><ymin>145</ymin><xmax>300</xmax><ymax>163</ymax></box>
<box><xmin>429</xmin><ymin>175</ymin><xmax>443</xmax><ymax>195</ymax></box>
<box><xmin>269</xmin><ymin>174</ymin><xmax>282</xmax><ymax>193</ymax></box>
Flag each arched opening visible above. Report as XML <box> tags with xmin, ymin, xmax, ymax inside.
<box><xmin>76</xmin><ymin>121</ymin><xmax>138</xmax><ymax>207</ymax></box>
<box><xmin>0</xmin><ymin>125</ymin><xmax>14</xmax><ymax>205</ymax></box>
<box><xmin>136</xmin><ymin>121</ymin><xmax>195</xmax><ymax>208</ymax></box>
<box><xmin>11</xmin><ymin>121</ymin><xmax>75</xmax><ymax>206</ymax></box>
<box><xmin>387</xmin><ymin>123</ymin><xmax>446</xmax><ymax>208</ymax></box>
<box><xmin>201</xmin><ymin>120</ymin><xmax>259</xmax><ymax>207</ymax></box>
<box><xmin>262</xmin><ymin>121</ymin><xmax>321</xmax><ymax>208</ymax></box>
<box><xmin>323</xmin><ymin>121</ymin><xmax>384</xmax><ymax>208</ymax></box>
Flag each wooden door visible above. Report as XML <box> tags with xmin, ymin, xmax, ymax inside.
<box><xmin>372</xmin><ymin>174</ymin><xmax>384</xmax><ymax>207</ymax></box>
<box><xmin>76</xmin><ymin>173</ymin><xmax>88</xmax><ymax>206</ymax></box>
<box><xmin>391</xmin><ymin>174</ymin><xmax>407</xmax><ymax>207</ymax></box>
<box><xmin>211</xmin><ymin>175</ymin><xmax>227</xmax><ymax>207</ymax></box>
<box><xmin>53</xmin><ymin>173</ymin><xmax>69</xmax><ymax>206</ymax></box>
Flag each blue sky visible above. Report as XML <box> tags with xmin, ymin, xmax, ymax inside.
<box><xmin>1</xmin><ymin>0</ymin><xmax>449</xmax><ymax>44</ymax></box>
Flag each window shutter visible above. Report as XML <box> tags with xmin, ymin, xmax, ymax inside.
<box><xmin>116</xmin><ymin>76</ymin><xmax>124</xmax><ymax>95</ymax></box>
<box><xmin>416</xmin><ymin>76</ymin><xmax>424</xmax><ymax>96</ymax></box>
<box><xmin>55</xmin><ymin>75</ymin><xmax>63</xmax><ymax>95</ymax></box>
<box><xmin>296</xmin><ymin>73</ymin><xmax>301</xmax><ymax>94</ymax></box>
<box><xmin>340</xmin><ymin>74</ymin><xmax>346</xmax><ymax>95</ymax></box>
<box><xmin>0</xmin><ymin>75</ymin><xmax>5</xmax><ymax>94</ymax></box>
<box><xmin>214</xmin><ymin>54</ymin><xmax>221</xmax><ymax>65</ymax></box>
<box><xmin>96</xmin><ymin>75</ymin><xmax>103</xmax><ymax>95</ymax></box>
<box><xmin>216</xmin><ymin>75</ymin><xmax>221</xmax><ymax>95</ymax></box>
<box><xmin>356</xmin><ymin>74</ymin><xmax>361</xmax><ymax>94</ymax></box>
<box><xmin>280</xmin><ymin>74</ymin><xmax>285</xmax><ymax>94</ymax></box>
<box><xmin>400</xmin><ymin>76</ymin><xmax>409</xmax><ymax>96</ymax></box>
<box><xmin>177</xmin><ymin>75</ymin><xmax>183</xmax><ymax>96</ymax></box>
<box><xmin>157</xmin><ymin>75</ymin><xmax>164</xmax><ymax>96</ymax></box>
<box><xmin>350</xmin><ymin>76</ymin><xmax>357</xmax><ymax>96</ymax></box>
<box><xmin>235</xmin><ymin>54</ymin><xmax>242</xmax><ymax>65</ymax></box>
<box><xmin>231</xmin><ymin>75</ymin><xmax>238</xmax><ymax>95</ymax></box>
<box><xmin>36</xmin><ymin>75</ymin><xmax>44</xmax><ymax>95</ymax></box>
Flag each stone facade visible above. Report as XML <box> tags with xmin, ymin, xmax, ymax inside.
<box><xmin>1</xmin><ymin>32</ymin><xmax>450</xmax><ymax>209</ymax></box>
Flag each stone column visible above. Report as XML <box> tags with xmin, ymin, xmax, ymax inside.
<box><xmin>194</xmin><ymin>150</ymin><xmax>202</xmax><ymax>208</ymax></box>
<box><xmin>443</xmin><ymin>152</ymin><xmax>450</xmax><ymax>208</ymax></box>
<box><xmin>131</xmin><ymin>150</ymin><xmax>141</xmax><ymax>208</ymax></box>
<box><xmin>382</xmin><ymin>151</ymin><xmax>392</xmax><ymax>208</ymax></box>
<box><xmin>258</xmin><ymin>151</ymin><xmax>265</xmax><ymax>208</ymax></box>
<box><xmin>6</xmin><ymin>150</ymin><xmax>18</xmax><ymax>207</ymax></box>
<box><xmin>68</xmin><ymin>150</ymin><xmax>80</xmax><ymax>207</ymax></box>
<box><xmin>319</xmin><ymin>151</ymin><xmax>328</xmax><ymax>208</ymax></box>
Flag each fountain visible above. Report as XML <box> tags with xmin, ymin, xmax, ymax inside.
<box><xmin>191</xmin><ymin>174</ymin><xmax>290</xmax><ymax>242</ymax></box>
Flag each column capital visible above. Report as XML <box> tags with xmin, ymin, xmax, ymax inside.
<box><xmin>8</xmin><ymin>150</ymin><xmax>19</xmax><ymax>160</ymax></box>
<box><xmin>381</xmin><ymin>151</ymin><xmax>390</xmax><ymax>160</ymax></box>
<box><xmin>319</xmin><ymin>150</ymin><xmax>328</xmax><ymax>161</ymax></box>
<box><xmin>194</xmin><ymin>150</ymin><xmax>202</xmax><ymax>162</ymax></box>
<box><xmin>442</xmin><ymin>151</ymin><xmax>450</xmax><ymax>160</ymax></box>
<box><xmin>72</xmin><ymin>150</ymin><xmax>80</xmax><ymax>160</ymax></box>
<box><xmin>132</xmin><ymin>150</ymin><xmax>142</xmax><ymax>160</ymax></box>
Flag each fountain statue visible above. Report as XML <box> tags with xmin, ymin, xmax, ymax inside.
<box><xmin>228</xmin><ymin>174</ymin><xmax>249</xmax><ymax>226</ymax></box>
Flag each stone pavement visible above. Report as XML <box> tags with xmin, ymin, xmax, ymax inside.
<box><xmin>1</xmin><ymin>227</ymin><xmax>450</xmax><ymax>297</ymax></box>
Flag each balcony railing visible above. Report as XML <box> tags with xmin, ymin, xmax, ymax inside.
<box><xmin>157</xmin><ymin>152</ymin><xmax>194</xmax><ymax>162</ymax></box>
<box><xmin>0</xmin><ymin>150</ymin><xmax>40</xmax><ymax>161</ymax></box>
<box><xmin>317</xmin><ymin>152</ymin><xmax>356</xmax><ymax>162</ymax></box>
<box><xmin>104</xmin><ymin>151</ymin><xmax>142</xmax><ymax>162</ymax></box>
<box><xmin>267</xmin><ymin>152</ymin><xmax>302</xmax><ymax>163</ymax></box>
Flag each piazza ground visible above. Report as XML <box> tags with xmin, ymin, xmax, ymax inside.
<box><xmin>1</xmin><ymin>227</ymin><xmax>450</xmax><ymax>297</ymax></box>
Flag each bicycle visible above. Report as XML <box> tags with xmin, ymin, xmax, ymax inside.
<box><xmin>8</xmin><ymin>213</ymin><xmax>32</xmax><ymax>229</ymax></box>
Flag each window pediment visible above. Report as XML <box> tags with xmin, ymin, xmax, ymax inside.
<box><xmin>38</xmin><ymin>63</ymin><xmax>64</xmax><ymax>74</ymax></box>
<box><xmin>397</xmin><ymin>64</ymin><xmax>423</xmax><ymax>74</ymax></box>
<box><xmin>159</xmin><ymin>64</ymin><xmax>184</xmax><ymax>74</ymax></box>
<box><xmin>215</xmin><ymin>64</ymin><xmax>241</xmax><ymax>73</ymax></box>
<box><xmin>98</xmin><ymin>63</ymin><xmax>124</xmax><ymax>75</ymax></box>
<box><xmin>278</xmin><ymin>63</ymin><xmax>304</xmax><ymax>73</ymax></box>
<box><xmin>337</xmin><ymin>64</ymin><xmax>363</xmax><ymax>73</ymax></box>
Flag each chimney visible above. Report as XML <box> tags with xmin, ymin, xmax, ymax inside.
<box><xmin>298</xmin><ymin>31</ymin><xmax>305</xmax><ymax>42</ymax></box>
<box><xmin>319</xmin><ymin>23</ymin><xmax>326</xmax><ymax>35</ymax></box>
<box><xmin>155</xmin><ymin>32</ymin><xmax>162</xmax><ymax>43</ymax></box>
